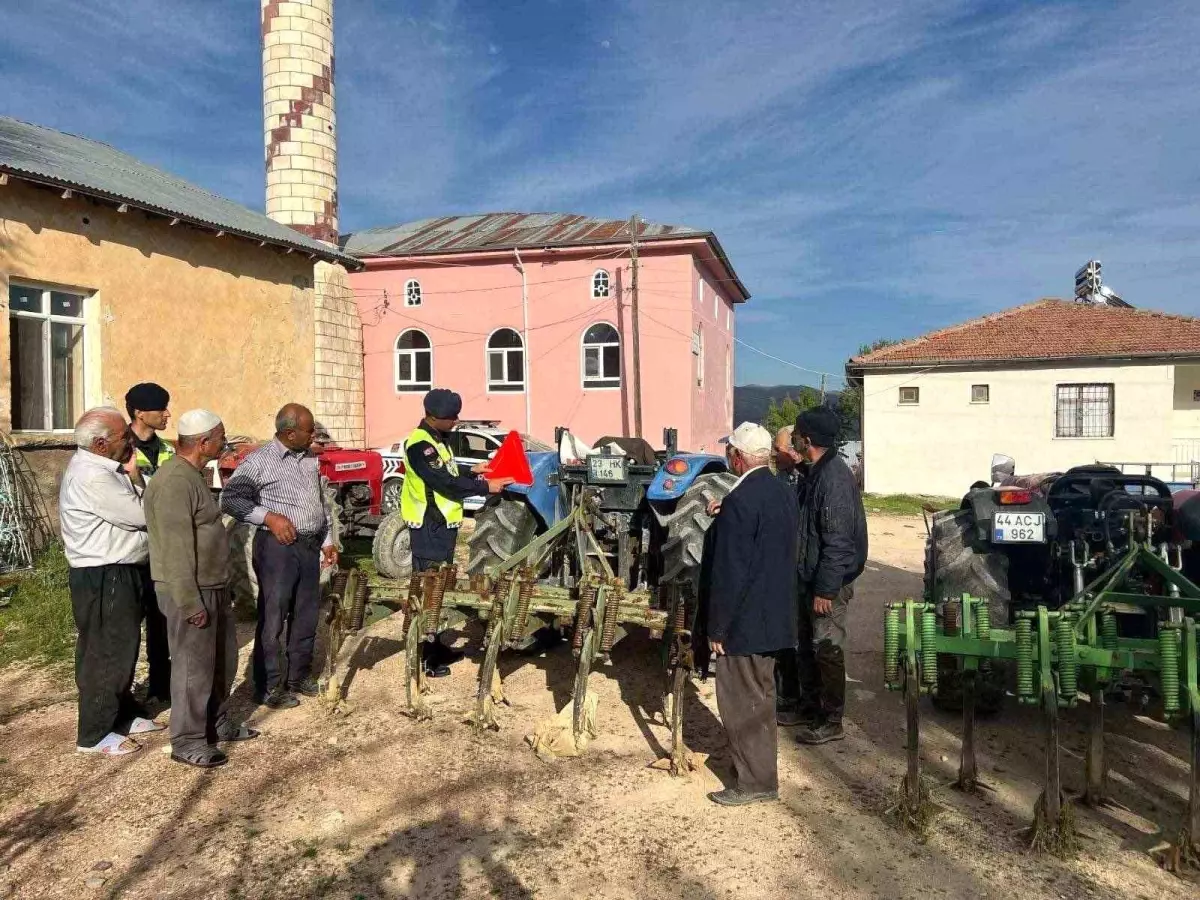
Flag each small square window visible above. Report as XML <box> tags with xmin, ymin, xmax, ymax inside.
<box><xmin>1193</xmin><ymin>389</ymin><xmax>1200</xmax><ymax>403</ymax></box>
<box><xmin>971</xmin><ymin>384</ymin><xmax>989</xmax><ymax>403</ymax></box>
<box><xmin>899</xmin><ymin>386</ymin><xmax>919</xmax><ymax>405</ymax></box>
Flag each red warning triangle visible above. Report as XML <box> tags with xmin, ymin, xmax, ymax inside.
<box><xmin>484</xmin><ymin>430</ymin><xmax>534</xmax><ymax>485</ymax></box>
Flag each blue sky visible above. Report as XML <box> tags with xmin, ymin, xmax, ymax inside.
<box><xmin>3</xmin><ymin>0</ymin><xmax>1198</xmax><ymax>388</ymax></box>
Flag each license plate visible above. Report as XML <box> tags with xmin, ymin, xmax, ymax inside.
<box><xmin>587</xmin><ymin>455</ymin><xmax>628</xmax><ymax>484</ymax></box>
<box><xmin>993</xmin><ymin>512</ymin><xmax>1045</xmax><ymax>543</ymax></box>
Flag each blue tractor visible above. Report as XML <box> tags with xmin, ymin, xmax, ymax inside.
<box><xmin>466</xmin><ymin>427</ymin><xmax>735</xmax><ymax>592</ymax></box>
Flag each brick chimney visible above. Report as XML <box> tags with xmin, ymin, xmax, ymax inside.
<box><xmin>262</xmin><ymin>0</ymin><xmax>338</xmax><ymax>244</ymax></box>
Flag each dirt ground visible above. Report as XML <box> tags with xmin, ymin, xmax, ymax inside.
<box><xmin>1</xmin><ymin>514</ymin><xmax>1197</xmax><ymax>899</ymax></box>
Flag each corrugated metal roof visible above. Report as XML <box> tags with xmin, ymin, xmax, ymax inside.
<box><xmin>341</xmin><ymin>212</ymin><xmax>708</xmax><ymax>256</ymax></box>
<box><xmin>0</xmin><ymin>116</ymin><xmax>359</xmax><ymax>268</ymax></box>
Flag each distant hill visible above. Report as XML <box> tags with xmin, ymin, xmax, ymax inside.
<box><xmin>734</xmin><ymin>384</ymin><xmax>858</xmax><ymax>440</ymax></box>
<box><xmin>734</xmin><ymin>384</ymin><xmax>837</xmax><ymax>423</ymax></box>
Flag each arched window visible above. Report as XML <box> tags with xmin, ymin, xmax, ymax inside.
<box><xmin>582</xmin><ymin>323</ymin><xmax>620</xmax><ymax>389</ymax></box>
<box><xmin>486</xmin><ymin>328</ymin><xmax>524</xmax><ymax>392</ymax></box>
<box><xmin>404</xmin><ymin>279</ymin><xmax>422</xmax><ymax>307</ymax></box>
<box><xmin>395</xmin><ymin>329</ymin><xmax>432</xmax><ymax>392</ymax></box>
<box><xmin>591</xmin><ymin>269</ymin><xmax>610</xmax><ymax>299</ymax></box>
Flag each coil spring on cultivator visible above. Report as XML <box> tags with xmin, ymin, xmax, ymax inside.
<box><xmin>348</xmin><ymin>573</ymin><xmax>370</xmax><ymax>632</ymax></box>
<box><xmin>402</xmin><ymin>570</ymin><xmax>424</xmax><ymax>636</ymax></box>
<box><xmin>943</xmin><ymin>598</ymin><xmax>961</xmax><ymax>636</ymax></box>
<box><xmin>600</xmin><ymin>582</ymin><xmax>624</xmax><ymax>654</ymax></box>
<box><xmin>330</xmin><ymin>570</ymin><xmax>350</xmax><ymax>601</ymax></box>
<box><xmin>422</xmin><ymin>565</ymin><xmax>455</xmax><ymax>638</ymax></box>
<box><xmin>485</xmin><ymin>571</ymin><xmax>513</xmax><ymax>646</ymax></box>
<box><xmin>572</xmin><ymin>581</ymin><xmax>599</xmax><ymax>653</ymax></box>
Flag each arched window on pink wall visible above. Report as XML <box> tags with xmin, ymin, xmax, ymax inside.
<box><xmin>395</xmin><ymin>329</ymin><xmax>432</xmax><ymax>392</ymax></box>
<box><xmin>486</xmin><ymin>328</ymin><xmax>525</xmax><ymax>392</ymax></box>
<box><xmin>582</xmin><ymin>323</ymin><xmax>621</xmax><ymax>389</ymax></box>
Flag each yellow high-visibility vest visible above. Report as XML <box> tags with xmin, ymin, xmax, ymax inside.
<box><xmin>400</xmin><ymin>426</ymin><xmax>464</xmax><ymax>528</ymax></box>
<box><xmin>134</xmin><ymin>437</ymin><xmax>175</xmax><ymax>481</ymax></box>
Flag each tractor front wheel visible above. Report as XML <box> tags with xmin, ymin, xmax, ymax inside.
<box><xmin>373</xmin><ymin>512</ymin><xmax>413</xmax><ymax>580</ymax></box>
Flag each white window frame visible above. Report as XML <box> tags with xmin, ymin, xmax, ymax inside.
<box><xmin>394</xmin><ymin>328</ymin><xmax>432</xmax><ymax>393</ymax></box>
<box><xmin>404</xmin><ymin>278</ymin><xmax>422</xmax><ymax>307</ymax></box>
<box><xmin>726</xmin><ymin>304</ymin><xmax>732</xmax><ymax>329</ymax></box>
<box><xmin>591</xmin><ymin>269</ymin><xmax>611</xmax><ymax>300</ymax></box>
<box><xmin>899</xmin><ymin>386</ymin><xmax>919</xmax><ymax>405</ymax></box>
<box><xmin>486</xmin><ymin>327</ymin><xmax>525</xmax><ymax>393</ymax></box>
<box><xmin>581</xmin><ymin>322</ymin><xmax>621</xmax><ymax>390</ymax></box>
<box><xmin>693</xmin><ymin>325</ymin><xmax>704</xmax><ymax>388</ymax></box>
<box><xmin>8</xmin><ymin>281</ymin><xmax>88</xmax><ymax>433</ymax></box>
<box><xmin>971</xmin><ymin>384</ymin><xmax>989</xmax><ymax>404</ymax></box>
<box><xmin>713</xmin><ymin>292</ymin><xmax>719</xmax><ymax>321</ymax></box>
<box><xmin>1055</xmin><ymin>383</ymin><xmax>1114</xmax><ymax>439</ymax></box>
<box><xmin>697</xmin><ymin>280</ymin><xmax>704</xmax><ymax>308</ymax></box>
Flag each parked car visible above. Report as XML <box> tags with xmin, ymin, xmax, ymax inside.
<box><xmin>377</xmin><ymin>420</ymin><xmax>553</xmax><ymax>515</ymax></box>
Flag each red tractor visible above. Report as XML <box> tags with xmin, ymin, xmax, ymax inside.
<box><xmin>213</xmin><ymin>427</ymin><xmax>384</xmax><ymax>535</ymax></box>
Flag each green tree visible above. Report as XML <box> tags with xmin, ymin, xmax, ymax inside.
<box><xmin>838</xmin><ymin>337</ymin><xmax>901</xmax><ymax>442</ymax></box>
<box><xmin>762</xmin><ymin>386</ymin><xmax>822</xmax><ymax>434</ymax></box>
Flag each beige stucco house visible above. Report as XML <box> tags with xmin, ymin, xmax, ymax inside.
<box><xmin>0</xmin><ymin>116</ymin><xmax>365</xmax><ymax>519</ymax></box>
<box><xmin>848</xmin><ymin>300</ymin><xmax>1200</xmax><ymax>497</ymax></box>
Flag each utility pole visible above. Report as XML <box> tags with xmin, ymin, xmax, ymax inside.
<box><xmin>629</xmin><ymin>213</ymin><xmax>643</xmax><ymax>438</ymax></box>
<box><xmin>819</xmin><ymin>373</ymin><xmax>826</xmax><ymax>405</ymax></box>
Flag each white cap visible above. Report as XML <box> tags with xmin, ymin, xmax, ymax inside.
<box><xmin>177</xmin><ymin>408</ymin><xmax>222</xmax><ymax>437</ymax></box>
<box><xmin>724</xmin><ymin>421</ymin><xmax>772</xmax><ymax>456</ymax></box>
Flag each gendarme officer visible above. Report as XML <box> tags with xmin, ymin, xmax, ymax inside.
<box><xmin>401</xmin><ymin>389</ymin><xmax>512</xmax><ymax>676</ymax></box>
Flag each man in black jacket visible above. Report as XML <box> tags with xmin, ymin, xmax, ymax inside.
<box><xmin>781</xmin><ymin>407</ymin><xmax>868</xmax><ymax>745</ymax></box>
<box><xmin>706</xmin><ymin>422</ymin><xmax>800</xmax><ymax>806</ymax></box>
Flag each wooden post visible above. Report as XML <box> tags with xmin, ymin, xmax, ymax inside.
<box><xmin>629</xmin><ymin>214</ymin><xmax>643</xmax><ymax>439</ymax></box>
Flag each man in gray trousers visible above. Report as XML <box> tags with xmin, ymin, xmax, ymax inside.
<box><xmin>145</xmin><ymin>409</ymin><xmax>258</xmax><ymax>768</ymax></box>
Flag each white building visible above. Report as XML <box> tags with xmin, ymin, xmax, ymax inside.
<box><xmin>849</xmin><ymin>299</ymin><xmax>1200</xmax><ymax>497</ymax></box>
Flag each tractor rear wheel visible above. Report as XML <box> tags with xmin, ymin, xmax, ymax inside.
<box><xmin>467</xmin><ymin>496</ymin><xmax>539</xmax><ymax>575</ymax></box>
<box><xmin>660</xmin><ymin>472</ymin><xmax>738</xmax><ymax>587</ymax></box>
<box><xmin>372</xmin><ymin>512</ymin><xmax>413</xmax><ymax>580</ymax></box>
<box><xmin>925</xmin><ymin>508</ymin><xmax>1010</xmax><ymax>713</ymax></box>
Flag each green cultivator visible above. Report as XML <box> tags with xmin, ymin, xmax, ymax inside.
<box><xmin>887</xmin><ymin>463</ymin><xmax>1200</xmax><ymax>868</ymax></box>
<box><xmin>320</xmin><ymin>428</ymin><xmax>736</xmax><ymax>773</ymax></box>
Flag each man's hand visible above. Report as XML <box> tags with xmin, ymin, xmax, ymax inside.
<box><xmin>471</xmin><ymin>461</ymin><xmax>490</xmax><ymax>475</ymax></box>
<box><xmin>813</xmin><ymin>595</ymin><xmax>834</xmax><ymax>617</ymax></box>
<box><xmin>264</xmin><ymin>511</ymin><xmax>297</xmax><ymax>545</ymax></box>
<box><xmin>709</xmin><ymin>639</ymin><xmax>725</xmax><ymax>656</ymax></box>
<box><xmin>123</xmin><ymin>453</ymin><xmax>143</xmax><ymax>485</ymax></box>
<box><xmin>187</xmin><ymin>609</ymin><xmax>209</xmax><ymax>628</ymax></box>
<box><xmin>706</xmin><ymin>499</ymin><xmax>722</xmax><ymax>516</ymax></box>
<box><xmin>321</xmin><ymin>545</ymin><xmax>338</xmax><ymax>569</ymax></box>
<box><xmin>485</xmin><ymin>477</ymin><xmax>516</xmax><ymax>494</ymax></box>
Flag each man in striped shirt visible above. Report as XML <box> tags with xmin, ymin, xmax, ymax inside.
<box><xmin>221</xmin><ymin>404</ymin><xmax>336</xmax><ymax>708</ymax></box>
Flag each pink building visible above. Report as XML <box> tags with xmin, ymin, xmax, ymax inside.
<box><xmin>342</xmin><ymin>214</ymin><xmax>749</xmax><ymax>452</ymax></box>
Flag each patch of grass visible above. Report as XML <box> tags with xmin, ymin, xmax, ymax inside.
<box><xmin>862</xmin><ymin>494</ymin><xmax>957</xmax><ymax>518</ymax></box>
<box><xmin>0</xmin><ymin>543</ymin><xmax>75</xmax><ymax>669</ymax></box>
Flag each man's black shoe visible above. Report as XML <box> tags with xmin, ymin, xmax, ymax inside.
<box><xmin>254</xmin><ymin>690</ymin><xmax>300</xmax><ymax>710</ymax></box>
<box><xmin>795</xmin><ymin>721</ymin><xmax>845</xmax><ymax>744</ymax></box>
<box><xmin>776</xmin><ymin>708</ymin><xmax>819</xmax><ymax>728</ymax></box>
<box><xmin>423</xmin><ymin>663</ymin><xmax>451</xmax><ymax>678</ymax></box>
<box><xmin>289</xmin><ymin>677</ymin><xmax>320</xmax><ymax>698</ymax></box>
<box><xmin>707</xmin><ymin>788</ymin><xmax>779</xmax><ymax>807</ymax></box>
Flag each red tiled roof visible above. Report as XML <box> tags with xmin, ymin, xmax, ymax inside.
<box><xmin>850</xmin><ymin>299</ymin><xmax>1200</xmax><ymax>368</ymax></box>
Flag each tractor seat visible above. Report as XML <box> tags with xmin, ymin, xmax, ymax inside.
<box><xmin>593</xmin><ymin>436</ymin><xmax>657</xmax><ymax>466</ymax></box>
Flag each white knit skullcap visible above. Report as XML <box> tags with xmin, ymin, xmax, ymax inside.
<box><xmin>177</xmin><ymin>408</ymin><xmax>222</xmax><ymax>437</ymax></box>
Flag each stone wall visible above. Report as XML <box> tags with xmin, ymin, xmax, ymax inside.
<box><xmin>313</xmin><ymin>261</ymin><xmax>365</xmax><ymax>446</ymax></box>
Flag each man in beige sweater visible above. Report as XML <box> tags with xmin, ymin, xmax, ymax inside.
<box><xmin>145</xmin><ymin>409</ymin><xmax>257</xmax><ymax>768</ymax></box>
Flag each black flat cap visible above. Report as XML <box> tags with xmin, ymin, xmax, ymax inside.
<box><xmin>125</xmin><ymin>382</ymin><xmax>170</xmax><ymax>415</ymax></box>
<box><xmin>795</xmin><ymin>407</ymin><xmax>840</xmax><ymax>449</ymax></box>
<box><xmin>424</xmin><ymin>388</ymin><xmax>462</xmax><ymax>419</ymax></box>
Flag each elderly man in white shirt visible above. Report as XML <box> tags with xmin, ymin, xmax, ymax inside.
<box><xmin>60</xmin><ymin>406</ymin><xmax>164</xmax><ymax>756</ymax></box>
